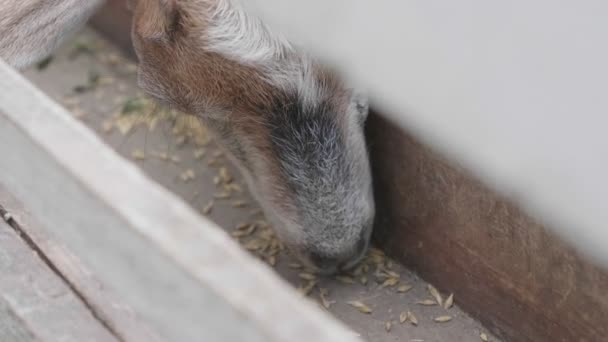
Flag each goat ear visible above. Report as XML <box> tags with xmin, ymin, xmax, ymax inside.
<box><xmin>133</xmin><ymin>0</ymin><xmax>180</xmax><ymax>41</ymax></box>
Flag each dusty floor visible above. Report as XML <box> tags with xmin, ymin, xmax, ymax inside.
<box><xmin>22</xmin><ymin>29</ymin><xmax>500</xmax><ymax>342</ymax></box>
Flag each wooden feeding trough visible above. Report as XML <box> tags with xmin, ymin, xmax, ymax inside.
<box><xmin>0</xmin><ymin>2</ymin><xmax>606</xmax><ymax>342</ymax></box>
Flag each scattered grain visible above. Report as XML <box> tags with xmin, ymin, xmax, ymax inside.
<box><xmin>397</xmin><ymin>284</ymin><xmax>413</xmax><ymax>293</ymax></box>
<box><xmin>434</xmin><ymin>316</ymin><xmax>452</xmax><ymax>323</ymax></box>
<box><xmin>407</xmin><ymin>311</ymin><xmax>418</xmax><ymax>326</ymax></box>
<box><xmin>347</xmin><ymin>301</ymin><xmax>372</xmax><ymax>314</ymax></box>
<box><xmin>417</xmin><ymin>299</ymin><xmax>438</xmax><ymax>306</ymax></box>
<box><xmin>427</xmin><ymin>285</ymin><xmax>443</xmax><ymax>307</ymax></box>
<box><xmin>444</xmin><ymin>293</ymin><xmax>454</xmax><ymax>310</ymax></box>
<box><xmin>131</xmin><ymin>149</ymin><xmax>145</xmax><ymax>160</ymax></box>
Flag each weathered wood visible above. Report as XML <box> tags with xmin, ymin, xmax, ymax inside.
<box><xmin>0</xmin><ymin>299</ymin><xmax>37</xmax><ymax>342</ymax></box>
<box><xmin>0</xmin><ymin>60</ymin><xmax>359</xmax><ymax>342</ymax></box>
<box><xmin>90</xmin><ymin>0</ymin><xmax>135</xmax><ymax>58</ymax></box>
<box><xmin>367</xmin><ymin>113</ymin><xmax>608</xmax><ymax>342</ymax></box>
<box><xmin>0</xmin><ymin>220</ymin><xmax>119</xmax><ymax>342</ymax></box>
<box><xmin>0</xmin><ymin>189</ymin><xmax>163</xmax><ymax>342</ymax></box>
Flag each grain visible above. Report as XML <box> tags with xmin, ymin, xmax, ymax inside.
<box><xmin>417</xmin><ymin>299</ymin><xmax>438</xmax><ymax>306</ymax></box>
<box><xmin>201</xmin><ymin>201</ymin><xmax>214</xmax><ymax>215</ymax></box>
<box><xmin>480</xmin><ymin>332</ymin><xmax>489</xmax><ymax>341</ymax></box>
<box><xmin>382</xmin><ymin>277</ymin><xmax>399</xmax><ymax>288</ymax></box>
<box><xmin>213</xmin><ymin>192</ymin><xmax>230</xmax><ymax>199</ymax></box>
<box><xmin>444</xmin><ymin>293</ymin><xmax>454</xmax><ymax>310</ymax></box>
<box><xmin>385</xmin><ymin>321</ymin><xmax>392</xmax><ymax>332</ymax></box>
<box><xmin>297</xmin><ymin>280</ymin><xmax>317</xmax><ymax>296</ymax></box>
<box><xmin>397</xmin><ymin>284</ymin><xmax>413</xmax><ymax>293</ymax></box>
<box><xmin>399</xmin><ymin>311</ymin><xmax>408</xmax><ymax>324</ymax></box>
<box><xmin>434</xmin><ymin>316</ymin><xmax>452</xmax><ymax>323</ymax></box>
<box><xmin>299</xmin><ymin>272</ymin><xmax>317</xmax><ymax>281</ymax></box>
<box><xmin>180</xmin><ymin>169</ymin><xmax>196</xmax><ymax>182</ymax></box>
<box><xmin>131</xmin><ymin>149</ymin><xmax>145</xmax><ymax>160</ymax></box>
<box><xmin>427</xmin><ymin>285</ymin><xmax>443</xmax><ymax>307</ymax></box>
<box><xmin>407</xmin><ymin>311</ymin><xmax>418</xmax><ymax>326</ymax></box>
<box><xmin>347</xmin><ymin>301</ymin><xmax>372</xmax><ymax>314</ymax></box>
<box><xmin>319</xmin><ymin>288</ymin><xmax>335</xmax><ymax>309</ymax></box>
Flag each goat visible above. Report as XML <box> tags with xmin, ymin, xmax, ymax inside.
<box><xmin>0</xmin><ymin>0</ymin><xmax>375</xmax><ymax>274</ymax></box>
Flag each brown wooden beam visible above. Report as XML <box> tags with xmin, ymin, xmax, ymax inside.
<box><xmin>366</xmin><ymin>112</ymin><xmax>608</xmax><ymax>342</ymax></box>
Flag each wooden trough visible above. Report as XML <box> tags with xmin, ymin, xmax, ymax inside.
<box><xmin>0</xmin><ymin>2</ymin><xmax>606</xmax><ymax>342</ymax></box>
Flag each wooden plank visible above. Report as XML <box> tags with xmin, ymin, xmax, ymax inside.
<box><xmin>366</xmin><ymin>113</ymin><xmax>608</xmax><ymax>342</ymax></box>
<box><xmin>0</xmin><ymin>60</ymin><xmax>359</xmax><ymax>342</ymax></box>
<box><xmin>0</xmin><ymin>220</ymin><xmax>119</xmax><ymax>342</ymax></box>
<box><xmin>90</xmin><ymin>0</ymin><xmax>135</xmax><ymax>58</ymax></box>
<box><xmin>0</xmin><ymin>189</ymin><xmax>163</xmax><ymax>342</ymax></box>
<box><xmin>0</xmin><ymin>299</ymin><xmax>37</xmax><ymax>342</ymax></box>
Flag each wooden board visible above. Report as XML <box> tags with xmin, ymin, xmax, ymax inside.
<box><xmin>0</xmin><ymin>220</ymin><xmax>119</xmax><ymax>342</ymax></box>
<box><xmin>366</xmin><ymin>113</ymin><xmax>608</xmax><ymax>342</ymax></box>
<box><xmin>0</xmin><ymin>59</ymin><xmax>360</xmax><ymax>342</ymax></box>
<box><xmin>0</xmin><ymin>188</ymin><xmax>163</xmax><ymax>342</ymax></box>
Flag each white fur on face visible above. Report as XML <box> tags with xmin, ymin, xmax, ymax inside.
<box><xmin>205</xmin><ymin>0</ymin><xmax>292</xmax><ymax>63</ymax></box>
<box><xmin>203</xmin><ymin>0</ymin><xmax>322</xmax><ymax>109</ymax></box>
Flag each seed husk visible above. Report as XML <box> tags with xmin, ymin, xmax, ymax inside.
<box><xmin>131</xmin><ymin>149</ymin><xmax>145</xmax><ymax>160</ymax></box>
<box><xmin>201</xmin><ymin>201</ymin><xmax>214</xmax><ymax>215</ymax></box>
<box><xmin>399</xmin><ymin>311</ymin><xmax>408</xmax><ymax>324</ymax></box>
<box><xmin>397</xmin><ymin>284</ymin><xmax>413</xmax><ymax>293</ymax></box>
<box><xmin>319</xmin><ymin>288</ymin><xmax>335</xmax><ymax>309</ymax></box>
<box><xmin>382</xmin><ymin>277</ymin><xmax>399</xmax><ymax>288</ymax></box>
<box><xmin>347</xmin><ymin>301</ymin><xmax>372</xmax><ymax>314</ymax></box>
<box><xmin>407</xmin><ymin>311</ymin><xmax>418</xmax><ymax>326</ymax></box>
<box><xmin>427</xmin><ymin>285</ymin><xmax>443</xmax><ymax>307</ymax></box>
<box><xmin>480</xmin><ymin>332</ymin><xmax>489</xmax><ymax>341</ymax></box>
<box><xmin>214</xmin><ymin>192</ymin><xmax>230</xmax><ymax>199</ymax></box>
<box><xmin>385</xmin><ymin>321</ymin><xmax>392</xmax><ymax>332</ymax></box>
<box><xmin>444</xmin><ymin>293</ymin><xmax>454</xmax><ymax>309</ymax></box>
<box><xmin>180</xmin><ymin>169</ymin><xmax>195</xmax><ymax>182</ymax></box>
<box><xmin>298</xmin><ymin>272</ymin><xmax>317</xmax><ymax>281</ymax></box>
<box><xmin>297</xmin><ymin>280</ymin><xmax>317</xmax><ymax>296</ymax></box>
<box><xmin>434</xmin><ymin>316</ymin><xmax>452</xmax><ymax>323</ymax></box>
<box><xmin>417</xmin><ymin>299</ymin><xmax>438</xmax><ymax>306</ymax></box>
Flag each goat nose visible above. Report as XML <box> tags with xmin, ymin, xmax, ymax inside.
<box><xmin>309</xmin><ymin>252</ymin><xmax>340</xmax><ymax>274</ymax></box>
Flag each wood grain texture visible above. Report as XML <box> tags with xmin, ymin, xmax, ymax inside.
<box><xmin>0</xmin><ymin>221</ymin><xmax>119</xmax><ymax>342</ymax></box>
<box><xmin>0</xmin><ymin>188</ymin><xmax>163</xmax><ymax>342</ymax></box>
<box><xmin>0</xmin><ymin>59</ymin><xmax>360</xmax><ymax>342</ymax></box>
<box><xmin>366</xmin><ymin>113</ymin><xmax>608</xmax><ymax>342</ymax></box>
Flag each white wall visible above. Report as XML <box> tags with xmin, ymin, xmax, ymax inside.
<box><xmin>247</xmin><ymin>0</ymin><xmax>608</xmax><ymax>265</ymax></box>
